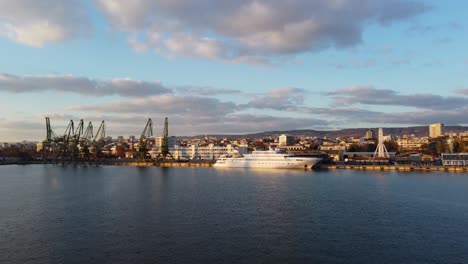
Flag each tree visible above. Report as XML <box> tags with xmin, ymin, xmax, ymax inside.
<box><xmin>365</xmin><ymin>144</ymin><xmax>376</xmax><ymax>152</ymax></box>
<box><xmin>431</xmin><ymin>140</ymin><xmax>449</xmax><ymax>156</ymax></box>
<box><xmin>347</xmin><ymin>143</ymin><xmax>365</xmax><ymax>152</ymax></box>
<box><xmin>384</xmin><ymin>141</ymin><xmax>399</xmax><ymax>153</ymax></box>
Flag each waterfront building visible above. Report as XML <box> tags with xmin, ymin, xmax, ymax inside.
<box><xmin>396</xmin><ymin>153</ymin><xmax>433</xmax><ymax>164</ymax></box>
<box><xmin>397</xmin><ymin>137</ymin><xmax>428</xmax><ymax>151</ymax></box>
<box><xmin>429</xmin><ymin>123</ymin><xmax>444</xmax><ymax>138</ymax></box>
<box><xmin>342</xmin><ymin>151</ymin><xmax>396</xmax><ymax>163</ymax></box>
<box><xmin>151</xmin><ymin>144</ymin><xmax>244</xmax><ymax>160</ymax></box>
<box><xmin>154</xmin><ymin>136</ymin><xmax>176</xmax><ymax>148</ymax></box>
<box><xmin>278</xmin><ymin>134</ymin><xmax>295</xmax><ymax>146</ymax></box>
<box><xmin>319</xmin><ymin>143</ymin><xmax>346</xmax><ymax>151</ymax></box>
<box><xmin>441</xmin><ymin>153</ymin><xmax>468</xmax><ymax>166</ymax></box>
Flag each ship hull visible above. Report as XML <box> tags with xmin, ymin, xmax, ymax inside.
<box><xmin>214</xmin><ymin>157</ymin><xmax>321</xmax><ymax>169</ymax></box>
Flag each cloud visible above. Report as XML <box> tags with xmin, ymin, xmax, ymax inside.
<box><xmin>456</xmin><ymin>89</ymin><xmax>468</xmax><ymax>96</ymax></box>
<box><xmin>327</xmin><ymin>86</ymin><xmax>468</xmax><ymax>110</ymax></box>
<box><xmin>63</xmin><ymin>87</ymin><xmax>333</xmax><ymax>135</ymax></box>
<box><xmin>300</xmin><ymin>105</ymin><xmax>468</xmax><ymax>127</ymax></box>
<box><xmin>406</xmin><ymin>22</ymin><xmax>436</xmax><ymax>36</ymax></box>
<box><xmin>96</xmin><ymin>0</ymin><xmax>428</xmax><ymax>63</ymax></box>
<box><xmin>193</xmin><ymin>114</ymin><xmax>330</xmax><ymax>134</ymax></box>
<box><xmin>330</xmin><ymin>59</ymin><xmax>376</xmax><ymax>69</ymax></box>
<box><xmin>69</xmin><ymin>94</ymin><xmax>238</xmax><ymax>117</ymax></box>
<box><xmin>174</xmin><ymin>86</ymin><xmax>242</xmax><ymax>96</ymax></box>
<box><xmin>0</xmin><ymin>0</ymin><xmax>89</xmax><ymax>47</ymax></box>
<box><xmin>241</xmin><ymin>87</ymin><xmax>305</xmax><ymax>110</ymax></box>
<box><xmin>0</xmin><ymin>119</ymin><xmax>45</xmax><ymax>141</ymax></box>
<box><xmin>35</xmin><ymin>112</ymin><xmax>331</xmax><ymax>137</ymax></box>
<box><xmin>0</xmin><ymin>73</ymin><xmax>172</xmax><ymax>97</ymax></box>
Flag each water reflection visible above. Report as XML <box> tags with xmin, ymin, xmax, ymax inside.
<box><xmin>1</xmin><ymin>165</ymin><xmax>468</xmax><ymax>263</ymax></box>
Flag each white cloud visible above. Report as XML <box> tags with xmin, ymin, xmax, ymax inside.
<box><xmin>242</xmin><ymin>87</ymin><xmax>305</xmax><ymax>110</ymax></box>
<box><xmin>96</xmin><ymin>0</ymin><xmax>428</xmax><ymax>63</ymax></box>
<box><xmin>0</xmin><ymin>0</ymin><xmax>89</xmax><ymax>46</ymax></box>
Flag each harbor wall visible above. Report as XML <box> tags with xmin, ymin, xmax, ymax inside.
<box><xmin>318</xmin><ymin>164</ymin><xmax>468</xmax><ymax>172</ymax></box>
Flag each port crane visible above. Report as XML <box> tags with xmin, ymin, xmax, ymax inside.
<box><xmin>137</xmin><ymin>118</ymin><xmax>153</xmax><ymax>160</ymax></box>
<box><xmin>157</xmin><ymin>117</ymin><xmax>173</xmax><ymax>160</ymax></box>
<box><xmin>42</xmin><ymin>117</ymin><xmax>60</xmax><ymax>160</ymax></box>
<box><xmin>79</xmin><ymin>122</ymin><xmax>93</xmax><ymax>159</ymax></box>
<box><xmin>91</xmin><ymin>120</ymin><xmax>106</xmax><ymax>160</ymax></box>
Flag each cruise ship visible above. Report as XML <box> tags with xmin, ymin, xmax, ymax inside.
<box><xmin>213</xmin><ymin>148</ymin><xmax>322</xmax><ymax>169</ymax></box>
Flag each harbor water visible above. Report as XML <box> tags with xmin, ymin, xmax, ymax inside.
<box><xmin>1</xmin><ymin>165</ymin><xmax>468</xmax><ymax>263</ymax></box>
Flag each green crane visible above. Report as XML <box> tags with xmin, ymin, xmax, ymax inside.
<box><xmin>138</xmin><ymin>118</ymin><xmax>153</xmax><ymax>160</ymax></box>
<box><xmin>157</xmin><ymin>117</ymin><xmax>173</xmax><ymax>160</ymax></box>
<box><xmin>80</xmin><ymin>122</ymin><xmax>93</xmax><ymax>159</ymax></box>
<box><xmin>70</xmin><ymin>119</ymin><xmax>84</xmax><ymax>160</ymax></box>
<box><xmin>43</xmin><ymin>117</ymin><xmax>59</xmax><ymax>161</ymax></box>
<box><xmin>91</xmin><ymin>120</ymin><xmax>106</xmax><ymax>160</ymax></box>
<box><xmin>60</xmin><ymin>120</ymin><xmax>75</xmax><ymax>161</ymax></box>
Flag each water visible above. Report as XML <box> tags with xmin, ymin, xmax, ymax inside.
<box><xmin>1</xmin><ymin>165</ymin><xmax>468</xmax><ymax>264</ymax></box>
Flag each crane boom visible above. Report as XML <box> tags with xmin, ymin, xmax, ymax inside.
<box><xmin>93</xmin><ymin>121</ymin><xmax>106</xmax><ymax>142</ymax></box>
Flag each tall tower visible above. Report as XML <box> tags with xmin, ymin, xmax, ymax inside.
<box><xmin>429</xmin><ymin>123</ymin><xmax>444</xmax><ymax>138</ymax></box>
<box><xmin>373</xmin><ymin>128</ymin><xmax>389</xmax><ymax>158</ymax></box>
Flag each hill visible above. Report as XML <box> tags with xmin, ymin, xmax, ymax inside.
<box><xmin>184</xmin><ymin>126</ymin><xmax>468</xmax><ymax>139</ymax></box>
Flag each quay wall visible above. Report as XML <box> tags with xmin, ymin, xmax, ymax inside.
<box><xmin>1</xmin><ymin>160</ymin><xmax>467</xmax><ymax>172</ymax></box>
<box><xmin>318</xmin><ymin>164</ymin><xmax>468</xmax><ymax>172</ymax></box>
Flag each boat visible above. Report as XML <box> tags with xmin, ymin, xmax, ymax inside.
<box><xmin>213</xmin><ymin>148</ymin><xmax>321</xmax><ymax>169</ymax></box>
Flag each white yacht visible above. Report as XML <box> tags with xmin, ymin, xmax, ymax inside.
<box><xmin>214</xmin><ymin>148</ymin><xmax>321</xmax><ymax>169</ymax></box>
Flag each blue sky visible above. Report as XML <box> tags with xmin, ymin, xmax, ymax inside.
<box><xmin>0</xmin><ymin>0</ymin><xmax>467</xmax><ymax>142</ymax></box>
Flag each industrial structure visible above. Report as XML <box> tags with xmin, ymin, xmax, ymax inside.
<box><xmin>137</xmin><ymin>118</ymin><xmax>153</xmax><ymax>160</ymax></box>
<box><xmin>157</xmin><ymin>117</ymin><xmax>173</xmax><ymax>160</ymax></box>
<box><xmin>42</xmin><ymin>117</ymin><xmax>107</xmax><ymax>161</ymax></box>
<box><xmin>373</xmin><ymin>128</ymin><xmax>389</xmax><ymax>159</ymax></box>
<box><xmin>41</xmin><ymin>117</ymin><xmax>173</xmax><ymax>162</ymax></box>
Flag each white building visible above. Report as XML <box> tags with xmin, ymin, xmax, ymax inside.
<box><xmin>429</xmin><ymin>123</ymin><xmax>444</xmax><ymax>138</ymax></box>
<box><xmin>154</xmin><ymin>136</ymin><xmax>176</xmax><ymax>148</ymax></box>
<box><xmin>397</xmin><ymin>137</ymin><xmax>428</xmax><ymax>151</ymax></box>
<box><xmin>278</xmin><ymin>134</ymin><xmax>295</xmax><ymax>146</ymax></box>
<box><xmin>151</xmin><ymin>144</ymin><xmax>246</xmax><ymax>160</ymax></box>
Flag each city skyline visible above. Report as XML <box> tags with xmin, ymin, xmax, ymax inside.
<box><xmin>1</xmin><ymin>0</ymin><xmax>468</xmax><ymax>141</ymax></box>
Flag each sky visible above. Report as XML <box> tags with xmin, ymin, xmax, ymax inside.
<box><xmin>0</xmin><ymin>0</ymin><xmax>467</xmax><ymax>142</ymax></box>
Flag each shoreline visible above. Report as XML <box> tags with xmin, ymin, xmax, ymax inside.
<box><xmin>1</xmin><ymin>160</ymin><xmax>468</xmax><ymax>172</ymax></box>
<box><xmin>318</xmin><ymin>164</ymin><xmax>468</xmax><ymax>172</ymax></box>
